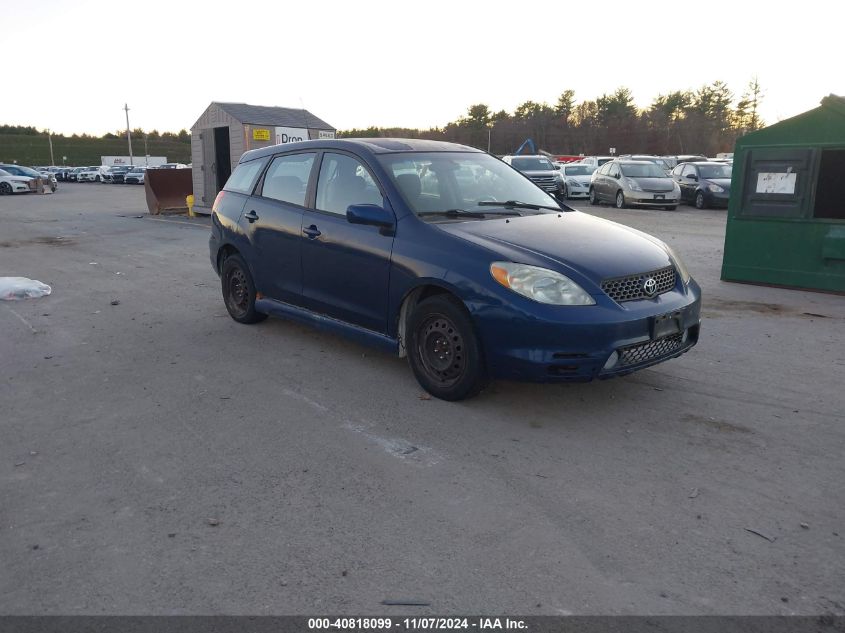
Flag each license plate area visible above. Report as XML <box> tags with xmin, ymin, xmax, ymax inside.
<box><xmin>651</xmin><ymin>311</ymin><xmax>682</xmax><ymax>339</ymax></box>
<box><xmin>654</xmin><ymin>194</ymin><xmax>665</xmax><ymax>200</ymax></box>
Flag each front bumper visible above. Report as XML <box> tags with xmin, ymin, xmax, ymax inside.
<box><xmin>703</xmin><ymin>190</ymin><xmax>730</xmax><ymax>207</ymax></box>
<box><xmin>566</xmin><ymin>186</ymin><xmax>590</xmax><ymax>198</ymax></box>
<box><xmin>474</xmin><ymin>279</ymin><xmax>702</xmax><ymax>382</ymax></box>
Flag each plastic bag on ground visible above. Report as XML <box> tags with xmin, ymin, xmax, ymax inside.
<box><xmin>0</xmin><ymin>277</ymin><xmax>52</xmax><ymax>300</ymax></box>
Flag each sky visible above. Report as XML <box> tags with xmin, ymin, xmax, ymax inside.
<box><xmin>2</xmin><ymin>0</ymin><xmax>841</xmax><ymax>137</ymax></box>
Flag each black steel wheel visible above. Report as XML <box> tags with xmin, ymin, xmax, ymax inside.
<box><xmin>407</xmin><ymin>295</ymin><xmax>488</xmax><ymax>401</ymax></box>
<box><xmin>695</xmin><ymin>191</ymin><xmax>707</xmax><ymax>209</ymax></box>
<box><xmin>221</xmin><ymin>253</ymin><xmax>267</xmax><ymax>324</ymax></box>
<box><xmin>0</xmin><ymin>182</ymin><xmax>11</xmax><ymax>195</ymax></box>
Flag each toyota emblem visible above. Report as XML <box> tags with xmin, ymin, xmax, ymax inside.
<box><xmin>643</xmin><ymin>277</ymin><xmax>657</xmax><ymax>296</ymax></box>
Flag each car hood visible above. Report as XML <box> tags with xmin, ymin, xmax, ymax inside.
<box><xmin>565</xmin><ymin>175</ymin><xmax>592</xmax><ymax>185</ymax></box>
<box><xmin>628</xmin><ymin>177</ymin><xmax>674</xmax><ymax>191</ymax></box>
<box><xmin>705</xmin><ymin>178</ymin><xmax>731</xmax><ymax>189</ymax></box>
<box><xmin>436</xmin><ymin>211</ymin><xmax>672</xmax><ymax>284</ymax></box>
<box><xmin>519</xmin><ymin>170</ymin><xmax>559</xmax><ymax>178</ymax></box>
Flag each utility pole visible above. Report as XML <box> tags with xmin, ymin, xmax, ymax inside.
<box><xmin>46</xmin><ymin>129</ymin><xmax>55</xmax><ymax>165</ymax></box>
<box><xmin>124</xmin><ymin>103</ymin><xmax>134</xmax><ymax>165</ymax></box>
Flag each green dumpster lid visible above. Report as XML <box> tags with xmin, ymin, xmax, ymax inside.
<box><xmin>821</xmin><ymin>94</ymin><xmax>845</xmax><ymax>118</ymax></box>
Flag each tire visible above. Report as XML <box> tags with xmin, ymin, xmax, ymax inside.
<box><xmin>0</xmin><ymin>182</ymin><xmax>11</xmax><ymax>195</ymax></box>
<box><xmin>695</xmin><ymin>191</ymin><xmax>707</xmax><ymax>209</ymax></box>
<box><xmin>407</xmin><ymin>295</ymin><xmax>488</xmax><ymax>401</ymax></box>
<box><xmin>221</xmin><ymin>253</ymin><xmax>267</xmax><ymax>324</ymax></box>
<box><xmin>665</xmin><ymin>205</ymin><xmax>677</xmax><ymax>211</ymax></box>
<box><xmin>589</xmin><ymin>187</ymin><xmax>599</xmax><ymax>205</ymax></box>
<box><xmin>615</xmin><ymin>190</ymin><xmax>626</xmax><ymax>209</ymax></box>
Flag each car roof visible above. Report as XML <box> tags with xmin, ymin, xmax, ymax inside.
<box><xmin>241</xmin><ymin>138</ymin><xmax>482</xmax><ymax>163</ymax></box>
<box><xmin>685</xmin><ymin>161</ymin><xmax>727</xmax><ymax>166</ymax></box>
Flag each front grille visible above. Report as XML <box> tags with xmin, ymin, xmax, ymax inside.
<box><xmin>530</xmin><ymin>175</ymin><xmax>558</xmax><ymax>191</ymax></box>
<box><xmin>618</xmin><ymin>332</ymin><xmax>685</xmax><ymax>367</ymax></box>
<box><xmin>643</xmin><ymin>188</ymin><xmax>673</xmax><ymax>193</ymax></box>
<box><xmin>601</xmin><ymin>266</ymin><xmax>675</xmax><ymax>303</ymax></box>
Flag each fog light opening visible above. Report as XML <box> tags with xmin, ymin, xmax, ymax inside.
<box><xmin>603</xmin><ymin>351</ymin><xmax>619</xmax><ymax>370</ymax></box>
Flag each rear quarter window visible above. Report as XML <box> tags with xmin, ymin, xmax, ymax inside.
<box><xmin>224</xmin><ymin>157</ymin><xmax>269</xmax><ymax>194</ymax></box>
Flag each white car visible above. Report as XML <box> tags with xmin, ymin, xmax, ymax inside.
<box><xmin>77</xmin><ymin>166</ymin><xmax>108</xmax><ymax>182</ymax></box>
<box><xmin>124</xmin><ymin>166</ymin><xmax>148</xmax><ymax>184</ymax></box>
<box><xmin>556</xmin><ymin>162</ymin><xmax>596</xmax><ymax>199</ymax></box>
<box><xmin>0</xmin><ymin>168</ymin><xmax>36</xmax><ymax>194</ymax></box>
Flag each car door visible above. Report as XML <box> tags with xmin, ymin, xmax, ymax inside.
<box><xmin>300</xmin><ymin>151</ymin><xmax>395</xmax><ymax>333</ymax></box>
<box><xmin>593</xmin><ymin>163</ymin><xmax>608</xmax><ymax>199</ymax></box>
<box><xmin>680</xmin><ymin>164</ymin><xmax>698</xmax><ymax>202</ymax></box>
<box><xmin>242</xmin><ymin>151</ymin><xmax>317</xmax><ymax>305</ymax></box>
<box><xmin>605</xmin><ymin>163</ymin><xmax>621</xmax><ymax>201</ymax></box>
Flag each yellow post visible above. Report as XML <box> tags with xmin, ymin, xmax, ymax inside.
<box><xmin>186</xmin><ymin>194</ymin><xmax>195</xmax><ymax>218</ymax></box>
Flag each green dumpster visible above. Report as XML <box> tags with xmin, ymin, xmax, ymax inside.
<box><xmin>721</xmin><ymin>94</ymin><xmax>845</xmax><ymax>293</ymax></box>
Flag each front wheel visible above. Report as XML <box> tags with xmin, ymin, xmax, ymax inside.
<box><xmin>615</xmin><ymin>190</ymin><xmax>627</xmax><ymax>209</ymax></box>
<box><xmin>407</xmin><ymin>295</ymin><xmax>488</xmax><ymax>401</ymax></box>
<box><xmin>221</xmin><ymin>254</ymin><xmax>267</xmax><ymax>324</ymax></box>
<box><xmin>695</xmin><ymin>191</ymin><xmax>707</xmax><ymax>209</ymax></box>
<box><xmin>589</xmin><ymin>188</ymin><xmax>599</xmax><ymax>205</ymax></box>
<box><xmin>0</xmin><ymin>182</ymin><xmax>11</xmax><ymax>195</ymax></box>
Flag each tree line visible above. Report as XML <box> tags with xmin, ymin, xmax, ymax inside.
<box><xmin>339</xmin><ymin>79</ymin><xmax>764</xmax><ymax>157</ymax></box>
<box><xmin>0</xmin><ymin>125</ymin><xmax>190</xmax><ymax>143</ymax></box>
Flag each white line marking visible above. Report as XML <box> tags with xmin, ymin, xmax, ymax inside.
<box><xmin>144</xmin><ymin>217</ymin><xmax>209</xmax><ymax>229</ymax></box>
<box><xmin>5</xmin><ymin>306</ymin><xmax>37</xmax><ymax>333</ymax></box>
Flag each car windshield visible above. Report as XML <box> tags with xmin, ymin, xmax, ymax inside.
<box><xmin>377</xmin><ymin>152</ymin><xmax>560</xmax><ymax>217</ymax></box>
<box><xmin>620</xmin><ymin>163</ymin><xmax>668</xmax><ymax>178</ymax></box>
<box><xmin>564</xmin><ymin>165</ymin><xmax>596</xmax><ymax>176</ymax></box>
<box><xmin>698</xmin><ymin>164</ymin><xmax>732</xmax><ymax>179</ymax></box>
<box><xmin>509</xmin><ymin>157</ymin><xmax>554</xmax><ymax>171</ymax></box>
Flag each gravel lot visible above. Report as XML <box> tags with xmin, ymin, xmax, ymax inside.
<box><xmin>1</xmin><ymin>183</ymin><xmax>843</xmax><ymax>615</ymax></box>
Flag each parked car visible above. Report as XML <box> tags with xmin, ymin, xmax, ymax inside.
<box><xmin>67</xmin><ymin>167</ymin><xmax>86</xmax><ymax>182</ymax></box>
<box><xmin>156</xmin><ymin>163</ymin><xmax>188</xmax><ymax>169</ymax></box>
<box><xmin>0</xmin><ymin>164</ymin><xmax>54</xmax><ymax>192</ymax></box>
<box><xmin>674</xmin><ymin>154</ymin><xmax>708</xmax><ymax>165</ymax></box>
<box><xmin>104</xmin><ymin>165</ymin><xmax>134</xmax><ymax>183</ymax></box>
<box><xmin>77</xmin><ymin>166</ymin><xmax>107</xmax><ymax>182</ymax></box>
<box><xmin>48</xmin><ymin>166</ymin><xmax>71</xmax><ymax>181</ymax></box>
<box><xmin>671</xmin><ymin>161</ymin><xmax>732</xmax><ymax>208</ymax></box>
<box><xmin>0</xmin><ymin>167</ymin><xmax>36</xmax><ymax>194</ymax></box>
<box><xmin>501</xmin><ymin>154</ymin><xmax>565</xmax><ymax>198</ymax></box>
<box><xmin>209</xmin><ymin>138</ymin><xmax>700</xmax><ymax>401</ymax></box>
<box><xmin>579</xmin><ymin>156</ymin><xmax>615</xmax><ymax>169</ymax></box>
<box><xmin>590</xmin><ymin>160</ymin><xmax>681</xmax><ymax>210</ymax></box>
<box><xmin>124</xmin><ymin>166</ymin><xmax>147</xmax><ymax>184</ymax></box>
<box><xmin>556</xmin><ymin>163</ymin><xmax>596</xmax><ymax>199</ymax></box>
<box><xmin>31</xmin><ymin>167</ymin><xmax>59</xmax><ymax>191</ymax></box>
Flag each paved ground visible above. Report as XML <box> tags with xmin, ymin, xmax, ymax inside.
<box><xmin>1</xmin><ymin>184</ymin><xmax>843</xmax><ymax>615</ymax></box>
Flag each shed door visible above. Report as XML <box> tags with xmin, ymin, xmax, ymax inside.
<box><xmin>201</xmin><ymin>131</ymin><xmax>216</xmax><ymax>205</ymax></box>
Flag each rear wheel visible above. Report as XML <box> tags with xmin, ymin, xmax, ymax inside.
<box><xmin>615</xmin><ymin>190</ymin><xmax>627</xmax><ymax>209</ymax></box>
<box><xmin>695</xmin><ymin>191</ymin><xmax>707</xmax><ymax>209</ymax></box>
<box><xmin>221</xmin><ymin>253</ymin><xmax>267</xmax><ymax>324</ymax></box>
<box><xmin>407</xmin><ymin>295</ymin><xmax>488</xmax><ymax>401</ymax></box>
<box><xmin>589</xmin><ymin>188</ymin><xmax>599</xmax><ymax>205</ymax></box>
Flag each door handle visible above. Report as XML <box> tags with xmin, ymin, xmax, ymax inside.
<box><xmin>244</xmin><ymin>210</ymin><xmax>259</xmax><ymax>223</ymax></box>
<box><xmin>303</xmin><ymin>224</ymin><xmax>322</xmax><ymax>239</ymax></box>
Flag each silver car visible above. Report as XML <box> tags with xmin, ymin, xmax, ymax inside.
<box><xmin>589</xmin><ymin>160</ymin><xmax>681</xmax><ymax>210</ymax></box>
<box><xmin>557</xmin><ymin>162</ymin><xmax>596</xmax><ymax>199</ymax></box>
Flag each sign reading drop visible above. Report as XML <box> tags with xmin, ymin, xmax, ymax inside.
<box><xmin>275</xmin><ymin>127</ymin><xmax>309</xmax><ymax>144</ymax></box>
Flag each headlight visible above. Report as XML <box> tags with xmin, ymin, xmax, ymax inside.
<box><xmin>663</xmin><ymin>244</ymin><xmax>691</xmax><ymax>285</ymax></box>
<box><xmin>490</xmin><ymin>262</ymin><xmax>595</xmax><ymax>305</ymax></box>
<box><xmin>626</xmin><ymin>178</ymin><xmax>642</xmax><ymax>191</ymax></box>
<box><xmin>567</xmin><ymin>178</ymin><xmax>581</xmax><ymax>188</ymax></box>
<box><xmin>707</xmin><ymin>183</ymin><xmax>725</xmax><ymax>193</ymax></box>
<box><xmin>11</xmin><ymin>179</ymin><xmax>30</xmax><ymax>184</ymax></box>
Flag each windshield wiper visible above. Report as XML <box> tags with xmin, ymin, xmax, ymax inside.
<box><xmin>417</xmin><ymin>209</ymin><xmax>487</xmax><ymax>219</ymax></box>
<box><xmin>477</xmin><ymin>200</ymin><xmax>564</xmax><ymax>212</ymax></box>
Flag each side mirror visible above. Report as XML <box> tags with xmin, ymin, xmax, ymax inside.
<box><xmin>347</xmin><ymin>204</ymin><xmax>394</xmax><ymax>228</ymax></box>
<box><xmin>554</xmin><ymin>164</ymin><xmax>561</xmax><ymax>170</ymax></box>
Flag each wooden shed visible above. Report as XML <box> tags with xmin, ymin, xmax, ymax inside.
<box><xmin>190</xmin><ymin>102</ymin><xmax>336</xmax><ymax>213</ymax></box>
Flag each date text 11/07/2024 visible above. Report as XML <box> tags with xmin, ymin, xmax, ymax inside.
<box><xmin>307</xmin><ymin>618</ymin><xmax>528</xmax><ymax>630</ymax></box>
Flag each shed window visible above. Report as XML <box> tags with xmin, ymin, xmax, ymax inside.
<box><xmin>813</xmin><ymin>149</ymin><xmax>845</xmax><ymax>220</ymax></box>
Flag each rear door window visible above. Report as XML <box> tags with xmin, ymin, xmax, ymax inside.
<box><xmin>261</xmin><ymin>153</ymin><xmax>316</xmax><ymax>206</ymax></box>
<box><xmin>224</xmin><ymin>157</ymin><xmax>269</xmax><ymax>194</ymax></box>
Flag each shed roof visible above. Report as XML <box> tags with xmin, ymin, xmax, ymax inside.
<box><xmin>214</xmin><ymin>102</ymin><xmax>335</xmax><ymax>130</ymax></box>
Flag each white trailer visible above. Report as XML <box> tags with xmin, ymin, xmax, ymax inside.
<box><xmin>101</xmin><ymin>155</ymin><xmax>167</xmax><ymax>167</ymax></box>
